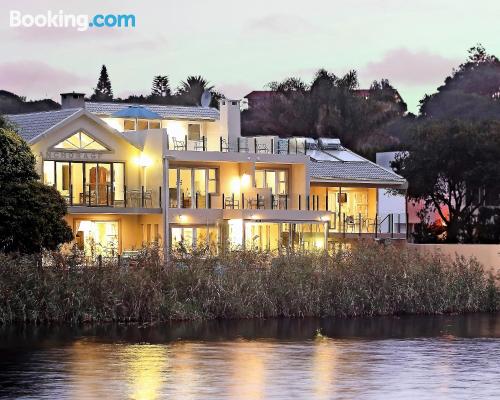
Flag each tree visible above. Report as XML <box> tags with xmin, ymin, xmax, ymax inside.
<box><xmin>419</xmin><ymin>44</ymin><xmax>500</xmax><ymax>119</ymax></box>
<box><xmin>151</xmin><ymin>75</ymin><xmax>171</xmax><ymax>98</ymax></box>
<box><xmin>175</xmin><ymin>75</ymin><xmax>214</xmax><ymax>106</ymax></box>
<box><xmin>241</xmin><ymin>69</ymin><xmax>406</xmax><ymax>152</ymax></box>
<box><xmin>91</xmin><ymin>65</ymin><xmax>113</xmax><ymax>101</ymax></box>
<box><xmin>0</xmin><ymin>126</ymin><xmax>73</xmax><ymax>253</ymax></box>
<box><xmin>393</xmin><ymin>120</ymin><xmax>500</xmax><ymax>243</ymax></box>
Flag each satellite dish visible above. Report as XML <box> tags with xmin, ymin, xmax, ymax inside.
<box><xmin>200</xmin><ymin>90</ymin><xmax>212</xmax><ymax>107</ymax></box>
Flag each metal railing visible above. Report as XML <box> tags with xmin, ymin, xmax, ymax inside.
<box><xmin>166</xmin><ymin>135</ymin><xmax>311</xmax><ymax>155</ymax></box>
<box><xmin>63</xmin><ymin>184</ymin><xmax>162</xmax><ymax>208</ymax></box>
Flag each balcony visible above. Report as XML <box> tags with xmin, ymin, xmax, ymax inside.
<box><xmin>63</xmin><ymin>184</ymin><xmax>162</xmax><ymax>212</ymax></box>
<box><xmin>168</xmin><ymin>191</ymin><xmax>407</xmax><ymax>239</ymax></box>
<box><xmin>166</xmin><ymin>135</ymin><xmax>311</xmax><ymax>155</ymax></box>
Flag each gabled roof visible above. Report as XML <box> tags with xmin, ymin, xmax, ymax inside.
<box><xmin>5</xmin><ymin>108</ymin><xmax>81</xmax><ymax>142</ymax></box>
<box><xmin>5</xmin><ymin>108</ymin><xmax>142</xmax><ymax>149</ymax></box>
<box><xmin>85</xmin><ymin>102</ymin><xmax>219</xmax><ymax>120</ymax></box>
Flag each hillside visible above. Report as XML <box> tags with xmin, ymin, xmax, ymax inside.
<box><xmin>0</xmin><ymin>91</ymin><xmax>60</xmax><ymax>115</ymax></box>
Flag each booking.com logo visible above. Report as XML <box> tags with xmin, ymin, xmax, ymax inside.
<box><xmin>9</xmin><ymin>10</ymin><xmax>136</xmax><ymax>31</ymax></box>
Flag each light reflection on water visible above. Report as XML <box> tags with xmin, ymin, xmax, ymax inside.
<box><xmin>1</xmin><ymin>314</ymin><xmax>500</xmax><ymax>400</ymax></box>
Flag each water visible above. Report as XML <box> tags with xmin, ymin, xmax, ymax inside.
<box><xmin>1</xmin><ymin>314</ymin><xmax>500</xmax><ymax>399</ymax></box>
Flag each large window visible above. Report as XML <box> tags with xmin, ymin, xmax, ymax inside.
<box><xmin>255</xmin><ymin>169</ymin><xmax>288</xmax><ymax>195</ymax></box>
<box><xmin>169</xmin><ymin>167</ymin><xmax>218</xmax><ymax>208</ymax></box>
<box><xmin>43</xmin><ymin>160</ymin><xmax>125</xmax><ymax>206</ymax></box>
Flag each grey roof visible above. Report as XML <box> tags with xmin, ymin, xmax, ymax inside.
<box><xmin>309</xmin><ymin>160</ymin><xmax>405</xmax><ymax>184</ymax></box>
<box><xmin>5</xmin><ymin>108</ymin><xmax>81</xmax><ymax>142</ymax></box>
<box><xmin>85</xmin><ymin>102</ymin><xmax>219</xmax><ymax>120</ymax></box>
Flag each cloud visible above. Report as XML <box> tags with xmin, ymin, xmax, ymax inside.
<box><xmin>246</xmin><ymin>14</ymin><xmax>319</xmax><ymax>34</ymax></box>
<box><xmin>0</xmin><ymin>61</ymin><xmax>91</xmax><ymax>99</ymax></box>
<box><xmin>361</xmin><ymin>48</ymin><xmax>459</xmax><ymax>86</ymax></box>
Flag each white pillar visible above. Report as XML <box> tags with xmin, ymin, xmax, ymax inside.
<box><xmin>162</xmin><ymin>156</ymin><xmax>169</xmax><ymax>261</ymax></box>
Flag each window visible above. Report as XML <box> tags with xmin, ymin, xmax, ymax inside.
<box><xmin>124</xmin><ymin>119</ymin><xmax>161</xmax><ymax>131</ymax></box>
<box><xmin>43</xmin><ymin>161</ymin><xmax>125</xmax><ymax>206</ymax></box>
<box><xmin>188</xmin><ymin>124</ymin><xmax>201</xmax><ymax>140</ymax></box>
<box><xmin>278</xmin><ymin>171</ymin><xmax>287</xmax><ymax>195</ymax></box>
<box><xmin>169</xmin><ymin>167</ymin><xmax>218</xmax><ymax>208</ymax></box>
<box><xmin>208</xmin><ymin>169</ymin><xmax>217</xmax><ymax>194</ymax></box>
<box><xmin>43</xmin><ymin>161</ymin><xmax>55</xmax><ymax>186</ymax></box>
<box><xmin>54</xmin><ymin>131</ymin><xmax>108</xmax><ymax>151</ymax></box>
<box><xmin>255</xmin><ymin>169</ymin><xmax>288</xmax><ymax>194</ymax></box>
<box><xmin>123</xmin><ymin>120</ymin><xmax>136</xmax><ymax>131</ymax></box>
<box><xmin>137</xmin><ymin>120</ymin><xmax>148</xmax><ymax>130</ymax></box>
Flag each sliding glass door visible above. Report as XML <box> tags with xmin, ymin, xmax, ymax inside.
<box><xmin>169</xmin><ymin>167</ymin><xmax>218</xmax><ymax>208</ymax></box>
<box><xmin>43</xmin><ymin>160</ymin><xmax>125</xmax><ymax>206</ymax></box>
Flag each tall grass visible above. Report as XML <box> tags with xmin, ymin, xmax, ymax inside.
<box><xmin>0</xmin><ymin>243</ymin><xmax>498</xmax><ymax>324</ymax></box>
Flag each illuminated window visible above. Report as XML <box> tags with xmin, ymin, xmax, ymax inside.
<box><xmin>137</xmin><ymin>120</ymin><xmax>148</xmax><ymax>130</ymax></box>
<box><xmin>188</xmin><ymin>124</ymin><xmax>201</xmax><ymax>140</ymax></box>
<box><xmin>123</xmin><ymin>120</ymin><xmax>136</xmax><ymax>131</ymax></box>
<box><xmin>54</xmin><ymin>131</ymin><xmax>108</xmax><ymax>151</ymax></box>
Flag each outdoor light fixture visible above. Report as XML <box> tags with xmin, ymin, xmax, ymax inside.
<box><xmin>321</xmin><ymin>215</ymin><xmax>330</xmax><ymax>221</ymax></box>
<box><xmin>178</xmin><ymin>215</ymin><xmax>187</xmax><ymax>223</ymax></box>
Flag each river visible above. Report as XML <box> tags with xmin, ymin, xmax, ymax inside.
<box><xmin>1</xmin><ymin>314</ymin><xmax>499</xmax><ymax>399</ymax></box>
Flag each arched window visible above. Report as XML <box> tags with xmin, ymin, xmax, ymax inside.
<box><xmin>54</xmin><ymin>131</ymin><xmax>109</xmax><ymax>151</ymax></box>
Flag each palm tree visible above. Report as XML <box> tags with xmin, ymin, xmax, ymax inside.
<box><xmin>176</xmin><ymin>76</ymin><xmax>214</xmax><ymax>106</ymax></box>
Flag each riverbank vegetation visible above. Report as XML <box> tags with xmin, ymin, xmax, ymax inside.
<box><xmin>0</xmin><ymin>243</ymin><xmax>498</xmax><ymax>324</ymax></box>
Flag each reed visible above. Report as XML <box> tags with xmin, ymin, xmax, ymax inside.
<box><xmin>0</xmin><ymin>243</ymin><xmax>497</xmax><ymax>324</ymax></box>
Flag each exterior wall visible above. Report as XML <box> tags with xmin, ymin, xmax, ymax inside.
<box><xmin>31</xmin><ymin>114</ymin><xmax>143</xmax><ymax>190</ymax></box>
<box><xmin>375</xmin><ymin>152</ymin><xmax>406</xmax><ymax>217</ymax></box>
<box><xmin>408</xmin><ymin>244</ymin><xmax>500</xmax><ymax>276</ymax></box>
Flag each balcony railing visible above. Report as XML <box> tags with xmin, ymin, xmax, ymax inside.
<box><xmin>63</xmin><ymin>184</ymin><xmax>162</xmax><ymax>208</ymax></box>
<box><xmin>166</xmin><ymin>135</ymin><xmax>311</xmax><ymax>155</ymax></box>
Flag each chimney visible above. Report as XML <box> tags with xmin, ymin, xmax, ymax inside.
<box><xmin>60</xmin><ymin>92</ymin><xmax>85</xmax><ymax>109</ymax></box>
<box><xmin>218</xmin><ymin>99</ymin><xmax>241</xmax><ymax>142</ymax></box>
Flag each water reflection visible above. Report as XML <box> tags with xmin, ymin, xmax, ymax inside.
<box><xmin>0</xmin><ymin>314</ymin><xmax>500</xmax><ymax>399</ymax></box>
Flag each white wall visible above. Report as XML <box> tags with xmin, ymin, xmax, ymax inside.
<box><xmin>376</xmin><ymin>152</ymin><xmax>406</xmax><ymax>215</ymax></box>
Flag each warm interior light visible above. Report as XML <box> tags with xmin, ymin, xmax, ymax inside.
<box><xmin>77</xmin><ymin>220</ymin><xmax>92</xmax><ymax>232</ymax></box>
<box><xmin>240</xmin><ymin>173</ymin><xmax>251</xmax><ymax>189</ymax></box>
<box><xmin>136</xmin><ymin>154</ymin><xmax>152</xmax><ymax>167</ymax></box>
<box><xmin>321</xmin><ymin>215</ymin><xmax>330</xmax><ymax>221</ymax></box>
<box><xmin>230</xmin><ymin>177</ymin><xmax>241</xmax><ymax>194</ymax></box>
<box><xmin>179</xmin><ymin>215</ymin><xmax>187</xmax><ymax>223</ymax></box>
<box><xmin>228</xmin><ymin>219</ymin><xmax>243</xmax><ymax>246</ymax></box>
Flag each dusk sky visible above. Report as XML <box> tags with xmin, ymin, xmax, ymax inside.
<box><xmin>1</xmin><ymin>0</ymin><xmax>499</xmax><ymax>112</ymax></box>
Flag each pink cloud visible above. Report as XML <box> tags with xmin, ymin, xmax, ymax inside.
<box><xmin>0</xmin><ymin>61</ymin><xmax>91</xmax><ymax>99</ymax></box>
<box><xmin>361</xmin><ymin>48</ymin><xmax>459</xmax><ymax>86</ymax></box>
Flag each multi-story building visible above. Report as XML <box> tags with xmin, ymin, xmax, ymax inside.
<box><xmin>6</xmin><ymin>93</ymin><xmax>407</xmax><ymax>257</ymax></box>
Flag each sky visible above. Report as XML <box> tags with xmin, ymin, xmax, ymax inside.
<box><xmin>0</xmin><ymin>0</ymin><xmax>499</xmax><ymax>113</ymax></box>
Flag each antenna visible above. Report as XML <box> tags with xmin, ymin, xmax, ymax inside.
<box><xmin>200</xmin><ymin>90</ymin><xmax>212</xmax><ymax>107</ymax></box>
